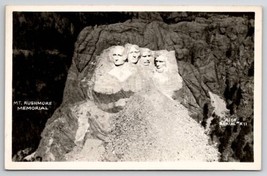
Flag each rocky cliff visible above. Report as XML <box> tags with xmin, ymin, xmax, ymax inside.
<box><xmin>34</xmin><ymin>45</ymin><xmax>219</xmax><ymax>161</ymax></box>
<box><xmin>13</xmin><ymin>12</ymin><xmax>254</xmax><ymax>162</ymax></box>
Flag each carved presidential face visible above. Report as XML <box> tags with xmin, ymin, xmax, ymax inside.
<box><xmin>128</xmin><ymin>45</ymin><xmax>140</xmax><ymax>64</ymax></box>
<box><xmin>111</xmin><ymin>46</ymin><xmax>126</xmax><ymax>66</ymax></box>
<box><xmin>155</xmin><ymin>55</ymin><xmax>167</xmax><ymax>73</ymax></box>
<box><xmin>140</xmin><ymin>49</ymin><xmax>153</xmax><ymax>66</ymax></box>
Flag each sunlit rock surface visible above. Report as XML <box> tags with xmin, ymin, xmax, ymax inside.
<box><xmin>105</xmin><ymin>87</ymin><xmax>219</xmax><ymax>162</ymax></box>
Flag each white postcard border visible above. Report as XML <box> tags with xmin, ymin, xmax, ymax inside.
<box><xmin>5</xmin><ymin>5</ymin><xmax>262</xmax><ymax>170</ymax></box>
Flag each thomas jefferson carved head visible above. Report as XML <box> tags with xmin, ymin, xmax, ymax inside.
<box><xmin>125</xmin><ymin>44</ymin><xmax>140</xmax><ymax>64</ymax></box>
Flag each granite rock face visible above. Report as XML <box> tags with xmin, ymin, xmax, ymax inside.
<box><xmin>34</xmin><ymin>45</ymin><xmax>219</xmax><ymax>161</ymax></box>
<box><xmin>33</xmin><ymin>14</ymin><xmax>254</xmax><ymax>162</ymax></box>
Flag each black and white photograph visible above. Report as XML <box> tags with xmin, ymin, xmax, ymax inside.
<box><xmin>5</xmin><ymin>5</ymin><xmax>262</xmax><ymax>170</ymax></box>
